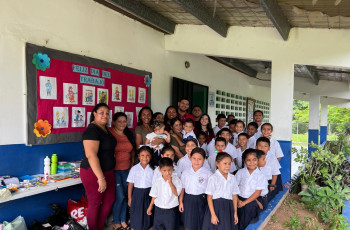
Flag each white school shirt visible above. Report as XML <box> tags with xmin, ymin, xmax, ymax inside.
<box><xmin>149</xmin><ymin>175</ymin><xmax>182</xmax><ymax>209</ymax></box>
<box><xmin>199</xmin><ymin>143</ymin><xmax>208</xmax><ymax>157</ymax></box>
<box><xmin>127</xmin><ymin>163</ymin><xmax>154</xmax><ymax>188</ymax></box>
<box><xmin>254</xmin><ymin>123</ymin><xmax>263</xmax><ymax>139</ymax></box>
<box><xmin>247</xmin><ymin>136</ymin><xmax>257</xmax><ymax>149</ymax></box>
<box><xmin>181</xmin><ymin>167</ymin><xmax>212</xmax><ymax>195</ymax></box>
<box><xmin>152</xmin><ymin>164</ymin><xmax>180</xmax><ymax>185</ymax></box>
<box><xmin>269</xmin><ymin>138</ymin><xmax>284</xmax><ymax>159</ymax></box>
<box><xmin>260</xmin><ymin>152</ymin><xmax>281</xmax><ymax>180</ymax></box>
<box><xmin>213</xmin><ymin>125</ymin><xmax>228</xmax><ymax>135</ymax></box>
<box><xmin>145</xmin><ymin>132</ymin><xmax>167</xmax><ymax>149</ymax></box>
<box><xmin>207</xmin><ymin>152</ymin><xmax>237</xmax><ymax>174</ymax></box>
<box><xmin>205</xmin><ymin>169</ymin><xmax>240</xmax><ymax>200</ymax></box>
<box><xmin>235</xmin><ymin>167</ymin><xmax>266</xmax><ymax>199</ymax></box>
<box><xmin>206</xmin><ymin>139</ymin><xmax>215</xmax><ymax>157</ymax></box>
<box><xmin>233</xmin><ymin>132</ymin><xmax>243</xmax><ymax>147</ymax></box>
<box><xmin>181</xmin><ymin>130</ymin><xmax>196</xmax><ymax>140</ymax></box>
<box><xmin>177</xmin><ymin>154</ymin><xmax>211</xmax><ymax>178</ymax></box>
<box><xmin>235</xmin><ymin>147</ymin><xmax>246</xmax><ymax>170</ymax></box>
<box><xmin>259</xmin><ymin>169</ymin><xmax>269</xmax><ymax>196</ymax></box>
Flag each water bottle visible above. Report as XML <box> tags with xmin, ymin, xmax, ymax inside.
<box><xmin>51</xmin><ymin>154</ymin><xmax>58</xmax><ymax>175</ymax></box>
<box><xmin>44</xmin><ymin>156</ymin><xmax>50</xmax><ymax>180</ymax></box>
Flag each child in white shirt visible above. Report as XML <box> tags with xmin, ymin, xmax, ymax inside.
<box><xmin>182</xmin><ymin>119</ymin><xmax>197</xmax><ymax>143</ymax></box>
<box><xmin>246</xmin><ymin>122</ymin><xmax>258</xmax><ymax>148</ymax></box>
<box><xmin>202</xmin><ymin>153</ymin><xmax>239</xmax><ymax>230</ymax></box>
<box><xmin>127</xmin><ymin>146</ymin><xmax>154</xmax><ymax>230</ymax></box>
<box><xmin>179</xmin><ymin>148</ymin><xmax>212</xmax><ymax>230</ymax></box>
<box><xmin>197</xmin><ymin>131</ymin><xmax>208</xmax><ymax>157</ymax></box>
<box><xmin>147</xmin><ymin>158</ymin><xmax>182</xmax><ymax>230</ymax></box>
<box><xmin>261</xmin><ymin>123</ymin><xmax>284</xmax><ymax>161</ymax></box>
<box><xmin>236</xmin><ymin>149</ymin><xmax>267</xmax><ymax>230</ymax></box>
<box><xmin>233</xmin><ymin>120</ymin><xmax>245</xmax><ymax>147</ymax></box>
<box><xmin>253</xmin><ymin>110</ymin><xmax>264</xmax><ymax>139</ymax></box>
<box><xmin>152</xmin><ymin>145</ymin><xmax>180</xmax><ymax>184</ymax></box>
<box><xmin>213</xmin><ymin>114</ymin><xmax>228</xmax><ymax>135</ymax></box>
<box><xmin>235</xmin><ymin>133</ymin><xmax>249</xmax><ymax>170</ymax></box>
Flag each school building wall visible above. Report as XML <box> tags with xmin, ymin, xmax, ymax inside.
<box><xmin>0</xmin><ymin>0</ymin><xmax>270</xmax><ymax>224</ymax></box>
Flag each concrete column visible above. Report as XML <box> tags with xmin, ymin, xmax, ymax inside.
<box><xmin>308</xmin><ymin>94</ymin><xmax>320</xmax><ymax>153</ymax></box>
<box><xmin>270</xmin><ymin>60</ymin><xmax>294</xmax><ymax>184</ymax></box>
<box><xmin>320</xmin><ymin>103</ymin><xmax>328</xmax><ymax>145</ymax></box>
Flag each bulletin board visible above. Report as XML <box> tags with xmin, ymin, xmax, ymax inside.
<box><xmin>26</xmin><ymin>43</ymin><xmax>152</xmax><ymax>145</ymax></box>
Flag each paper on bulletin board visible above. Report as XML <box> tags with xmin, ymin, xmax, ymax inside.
<box><xmin>63</xmin><ymin>83</ymin><xmax>78</xmax><ymax>104</ymax></box>
<box><xmin>125</xmin><ymin>112</ymin><xmax>133</xmax><ymax>128</ymax></box>
<box><xmin>72</xmin><ymin>107</ymin><xmax>85</xmax><ymax>127</ymax></box>
<box><xmin>40</xmin><ymin>76</ymin><xmax>57</xmax><ymax>100</ymax></box>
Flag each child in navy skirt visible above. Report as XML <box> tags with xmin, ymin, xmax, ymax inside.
<box><xmin>202</xmin><ymin>152</ymin><xmax>239</xmax><ymax>230</ymax></box>
<box><xmin>236</xmin><ymin>149</ymin><xmax>267</xmax><ymax>230</ymax></box>
<box><xmin>179</xmin><ymin>148</ymin><xmax>212</xmax><ymax>230</ymax></box>
<box><xmin>127</xmin><ymin>146</ymin><xmax>154</xmax><ymax>230</ymax></box>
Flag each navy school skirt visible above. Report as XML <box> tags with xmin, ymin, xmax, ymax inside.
<box><xmin>257</xmin><ymin>195</ymin><xmax>268</xmax><ymax>211</ymax></box>
<box><xmin>130</xmin><ymin>187</ymin><xmax>152</xmax><ymax>230</ymax></box>
<box><xmin>237</xmin><ymin>196</ymin><xmax>260</xmax><ymax>230</ymax></box>
<box><xmin>202</xmin><ymin>198</ymin><xmax>238</xmax><ymax>230</ymax></box>
<box><xmin>182</xmin><ymin>193</ymin><xmax>207</xmax><ymax>230</ymax></box>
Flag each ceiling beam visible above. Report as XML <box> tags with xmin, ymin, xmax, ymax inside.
<box><xmin>304</xmin><ymin>65</ymin><xmax>320</xmax><ymax>85</ymax></box>
<box><xmin>95</xmin><ymin>0</ymin><xmax>176</xmax><ymax>34</ymax></box>
<box><xmin>208</xmin><ymin>56</ymin><xmax>258</xmax><ymax>78</ymax></box>
<box><xmin>259</xmin><ymin>0</ymin><xmax>291</xmax><ymax>41</ymax></box>
<box><xmin>173</xmin><ymin>0</ymin><xmax>228</xmax><ymax>37</ymax></box>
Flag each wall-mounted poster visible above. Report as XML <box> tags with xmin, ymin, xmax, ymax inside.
<box><xmin>53</xmin><ymin>107</ymin><xmax>69</xmax><ymax>128</ymax></box>
<box><xmin>82</xmin><ymin>85</ymin><xmax>95</xmax><ymax>106</ymax></box>
<box><xmin>40</xmin><ymin>76</ymin><xmax>57</xmax><ymax>100</ymax></box>
<box><xmin>208</xmin><ymin>91</ymin><xmax>215</xmax><ymax>107</ymax></box>
<box><xmin>127</xmin><ymin>86</ymin><xmax>136</xmax><ymax>103</ymax></box>
<box><xmin>97</xmin><ymin>88</ymin><xmax>108</xmax><ymax>104</ymax></box>
<box><xmin>138</xmin><ymin>88</ymin><xmax>146</xmax><ymax>104</ymax></box>
<box><xmin>112</xmin><ymin>84</ymin><xmax>122</xmax><ymax>102</ymax></box>
<box><xmin>26</xmin><ymin>43</ymin><xmax>151</xmax><ymax>145</ymax></box>
<box><xmin>246</xmin><ymin>98</ymin><xmax>256</xmax><ymax>124</ymax></box>
<box><xmin>125</xmin><ymin>112</ymin><xmax>133</xmax><ymax>128</ymax></box>
<box><xmin>72</xmin><ymin>107</ymin><xmax>85</xmax><ymax>127</ymax></box>
<box><xmin>63</xmin><ymin>83</ymin><xmax>78</xmax><ymax>104</ymax></box>
<box><xmin>115</xmin><ymin>106</ymin><xmax>124</xmax><ymax>113</ymax></box>
<box><xmin>136</xmin><ymin>107</ymin><xmax>142</xmax><ymax>122</ymax></box>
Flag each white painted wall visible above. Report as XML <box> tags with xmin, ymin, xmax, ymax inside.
<box><xmin>0</xmin><ymin>0</ymin><xmax>270</xmax><ymax>145</ymax></box>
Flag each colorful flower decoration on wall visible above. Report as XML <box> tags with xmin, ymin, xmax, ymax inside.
<box><xmin>33</xmin><ymin>120</ymin><xmax>52</xmax><ymax>138</ymax></box>
<box><xmin>144</xmin><ymin>75</ymin><xmax>151</xmax><ymax>87</ymax></box>
<box><xmin>32</xmin><ymin>52</ymin><xmax>51</xmax><ymax>71</ymax></box>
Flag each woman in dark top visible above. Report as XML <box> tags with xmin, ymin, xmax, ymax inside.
<box><xmin>164</xmin><ymin>106</ymin><xmax>177</xmax><ymax>132</ymax></box>
<box><xmin>80</xmin><ymin>103</ymin><xmax>117</xmax><ymax>230</ymax></box>
<box><xmin>195</xmin><ymin>113</ymin><xmax>215</xmax><ymax>144</ymax></box>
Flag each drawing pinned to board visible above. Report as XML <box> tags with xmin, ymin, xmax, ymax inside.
<box><xmin>40</xmin><ymin>76</ymin><xmax>57</xmax><ymax>100</ymax></box>
<box><xmin>115</xmin><ymin>106</ymin><xmax>124</xmax><ymax>113</ymax></box>
<box><xmin>97</xmin><ymin>88</ymin><xmax>108</xmax><ymax>104</ymax></box>
<box><xmin>72</xmin><ymin>107</ymin><xmax>85</xmax><ymax>127</ymax></box>
<box><xmin>127</xmin><ymin>86</ymin><xmax>136</xmax><ymax>103</ymax></box>
<box><xmin>86</xmin><ymin>112</ymin><xmax>91</xmax><ymax>126</ymax></box>
<box><xmin>112</xmin><ymin>84</ymin><xmax>122</xmax><ymax>102</ymax></box>
<box><xmin>125</xmin><ymin>112</ymin><xmax>133</xmax><ymax>128</ymax></box>
<box><xmin>63</xmin><ymin>83</ymin><xmax>78</xmax><ymax>104</ymax></box>
<box><xmin>136</xmin><ymin>107</ymin><xmax>142</xmax><ymax>122</ymax></box>
<box><xmin>138</xmin><ymin>88</ymin><xmax>146</xmax><ymax>104</ymax></box>
<box><xmin>53</xmin><ymin>107</ymin><xmax>69</xmax><ymax>128</ymax></box>
<box><xmin>82</xmin><ymin>85</ymin><xmax>95</xmax><ymax>106</ymax></box>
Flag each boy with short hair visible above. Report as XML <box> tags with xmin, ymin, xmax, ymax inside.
<box><xmin>256</xmin><ymin>137</ymin><xmax>281</xmax><ymax>202</ymax></box>
<box><xmin>253</xmin><ymin>110</ymin><xmax>264</xmax><ymax>139</ymax></box>
<box><xmin>197</xmin><ymin>131</ymin><xmax>208</xmax><ymax>157</ymax></box>
<box><xmin>181</xmin><ymin>118</ymin><xmax>197</xmax><ymax>143</ymax></box>
<box><xmin>213</xmin><ymin>114</ymin><xmax>228</xmax><ymax>135</ymax></box>
<box><xmin>235</xmin><ymin>133</ymin><xmax>249</xmax><ymax>170</ymax></box>
<box><xmin>152</xmin><ymin>146</ymin><xmax>180</xmax><ymax>183</ymax></box>
<box><xmin>246</xmin><ymin>122</ymin><xmax>258</xmax><ymax>148</ymax></box>
<box><xmin>147</xmin><ymin>158</ymin><xmax>182</xmax><ymax>230</ymax></box>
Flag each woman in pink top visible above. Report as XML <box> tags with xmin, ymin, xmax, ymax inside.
<box><xmin>109</xmin><ymin>112</ymin><xmax>135</xmax><ymax>230</ymax></box>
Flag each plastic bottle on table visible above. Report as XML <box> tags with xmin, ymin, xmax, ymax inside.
<box><xmin>44</xmin><ymin>156</ymin><xmax>50</xmax><ymax>181</ymax></box>
<box><xmin>51</xmin><ymin>154</ymin><xmax>58</xmax><ymax>175</ymax></box>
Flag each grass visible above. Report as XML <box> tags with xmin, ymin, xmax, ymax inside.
<box><xmin>292</xmin><ymin>133</ymin><xmax>338</xmax><ymax>146</ymax></box>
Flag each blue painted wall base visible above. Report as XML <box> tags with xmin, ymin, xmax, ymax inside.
<box><xmin>320</xmin><ymin>126</ymin><xmax>327</xmax><ymax>145</ymax></box>
<box><xmin>278</xmin><ymin>140</ymin><xmax>292</xmax><ymax>184</ymax></box>
<box><xmin>0</xmin><ymin>142</ymin><xmax>85</xmax><ymax>225</ymax></box>
<box><xmin>308</xmin><ymin>129</ymin><xmax>319</xmax><ymax>155</ymax></box>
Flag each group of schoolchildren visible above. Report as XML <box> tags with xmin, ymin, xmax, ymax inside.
<box><xmin>127</xmin><ymin>110</ymin><xmax>284</xmax><ymax>230</ymax></box>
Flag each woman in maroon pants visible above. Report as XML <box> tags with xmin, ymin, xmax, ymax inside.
<box><xmin>80</xmin><ymin>103</ymin><xmax>117</xmax><ymax>230</ymax></box>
